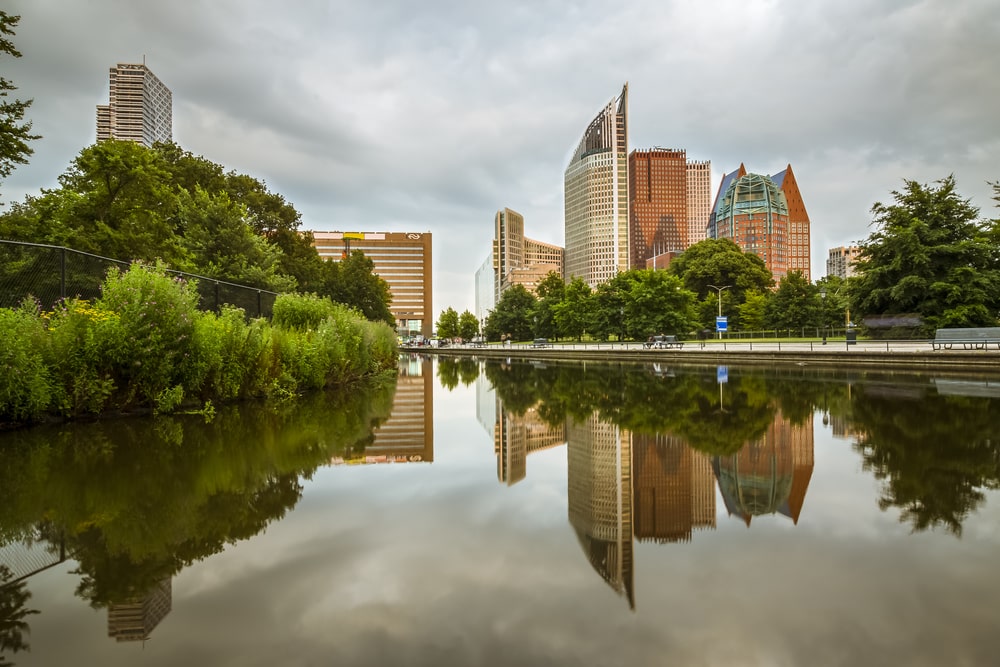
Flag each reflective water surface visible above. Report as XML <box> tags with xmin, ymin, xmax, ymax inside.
<box><xmin>2</xmin><ymin>355</ymin><xmax>1000</xmax><ymax>666</ymax></box>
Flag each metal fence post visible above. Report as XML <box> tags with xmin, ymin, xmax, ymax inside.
<box><xmin>60</xmin><ymin>246</ymin><xmax>67</xmax><ymax>300</ymax></box>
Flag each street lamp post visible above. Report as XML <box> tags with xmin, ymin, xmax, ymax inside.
<box><xmin>707</xmin><ymin>284</ymin><xmax>731</xmax><ymax>340</ymax></box>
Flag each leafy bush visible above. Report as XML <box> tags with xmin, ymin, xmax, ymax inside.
<box><xmin>272</xmin><ymin>293</ymin><xmax>339</xmax><ymax>331</ymax></box>
<box><xmin>0</xmin><ymin>300</ymin><xmax>53</xmax><ymax>423</ymax></box>
<box><xmin>96</xmin><ymin>262</ymin><xmax>200</xmax><ymax>407</ymax></box>
<box><xmin>0</xmin><ymin>265</ymin><xmax>397</xmax><ymax>425</ymax></box>
<box><xmin>43</xmin><ymin>298</ymin><xmax>119</xmax><ymax>416</ymax></box>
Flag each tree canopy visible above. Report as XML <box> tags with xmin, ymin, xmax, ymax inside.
<box><xmin>0</xmin><ymin>140</ymin><xmax>393</xmax><ymax>323</ymax></box>
<box><xmin>851</xmin><ymin>176</ymin><xmax>1000</xmax><ymax>332</ymax></box>
<box><xmin>0</xmin><ymin>11</ymin><xmax>40</xmax><ymax>190</ymax></box>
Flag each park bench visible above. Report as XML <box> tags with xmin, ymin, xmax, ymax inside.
<box><xmin>931</xmin><ymin>327</ymin><xmax>1000</xmax><ymax>350</ymax></box>
<box><xmin>643</xmin><ymin>335</ymin><xmax>684</xmax><ymax>350</ymax></box>
<box><xmin>469</xmin><ymin>337</ymin><xmax>487</xmax><ymax>347</ymax></box>
<box><xmin>531</xmin><ymin>338</ymin><xmax>552</xmax><ymax>348</ymax></box>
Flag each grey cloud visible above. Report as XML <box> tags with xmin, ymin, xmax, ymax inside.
<box><xmin>4</xmin><ymin>0</ymin><xmax>999</xmax><ymax>315</ymax></box>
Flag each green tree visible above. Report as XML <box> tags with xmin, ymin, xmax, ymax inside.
<box><xmin>622</xmin><ymin>269</ymin><xmax>696</xmax><ymax>338</ymax></box>
<box><xmin>553</xmin><ymin>277</ymin><xmax>593</xmax><ymax>341</ymax></box>
<box><xmin>436</xmin><ymin>307</ymin><xmax>459</xmax><ymax>339</ymax></box>
<box><xmin>321</xmin><ymin>250</ymin><xmax>394</xmax><ymax>325</ymax></box>
<box><xmin>50</xmin><ymin>140</ymin><xmax>185</xmax><ymax>264</ymax></box>
<box><xmin>815</xmin><ymin>275</ymin><xmax>851</xmax><ymax>329</ymax></box>
<box><xmin>0</xmin><ymin>565</ymin><xmax>38</xmax><ymax>666</ymax></box>
<box><xmin>765</xmin><ymin>270</ymin><xmax>823</xmax><ymax>331</ymax></box>
<box><xmin>852</xmin><ymin>176</ymin><xmax>1000</xmax><ymax>333</ymax></box>
<box><xmin>0</xmin><ymin>11</ymin><xmax>40</xmax><ymax>189</ymax></box>
<box><xmin>223</xmin><ymin>171</ymin><xmax>324</xmax><ymax>292</ymax></box>
<box><xmin>0</xmin><ymin>140</ymin><xmax>340</xmax><ymax>305</ymax></box>
<box><xmin>738</xmin><ymin>290</ymin><xmax>768</xmax><ymax>331</ymax></box>
<box><xmin>668</xmin><ymin>238</ymin><xmax>773</xmax><ymax>328</ymax></box>
<box><xmin>155</xmin><ymin>143</ymin><xmax>325</xmax><ymax>292</ymax></box>
<box><xmin>176</xmin><ymin>187</ymin><xmax>294</xmax><ymax>291</ymax></box>
<box><xmin>484</xmin><ymin>284</ymin><xmax>536</xmax><ymax>342</ymax></box>
<box><xmin>590</xmin><ymin>278</ymin><xmax>625</xmax><ymax>341</ymax></box>
<box><xmin>532</xmin><ymin>271</ymin><xmax>565</xmax><ymax>339</ymax></box>
<box><xmin>458</xmin><ymin>310</ymin><xmax>480</xmax><ymax>340</ymax></box>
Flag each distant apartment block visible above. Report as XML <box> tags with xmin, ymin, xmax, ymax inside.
<box><xmin>564</xmin><ymin>84</ymin><xmax>630</xmax><ymax>288</ymax></box>
<box><xmin>312</xmin><ymin>231</ymin><xmax>432</xmax><ymax>337</ymax></box>
<box><xmin>492</xmin><ymin>207</ymin><xmax>563</xmax><ymax>300</ymax></box>
<box><xmin>96</xmin><ymin>62</ymin><xmax>172</xmax><ymax>147</ymax></box>
<box><xmin>708</xmin><ymin>163</ymin><xmax>812</xmax><ymax>281</ymax></box>
<box><xmin>686</xmin><ymin>160</ymin><xmax>712</xmax><ymax>246</ymax></box>
<box><xmin>826</xmin><ymin>245</ymin><xmax>860</xmax><ymax>279</ymax></box>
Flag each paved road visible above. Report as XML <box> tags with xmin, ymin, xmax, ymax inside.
<box><xmin>436</xmin><ymin>339</ymin><xmax>960</xmax><ymax>354</ymax></box>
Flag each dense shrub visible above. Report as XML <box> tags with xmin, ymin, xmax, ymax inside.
<box><xmin>272</xmin><ymin>293</ymin><xmax>339</xmax><ymax>331</ymax></box>
<box><xmin>0</xmin><ymin>300</ymin><xmax>52</xmax><ymax>422</ymax></box>
<box><xmin>0</xmin><ymin>264</ymin><xmax>398</xmax><ymax>426</ymax></box>
<box><xmin>43</xmin><ymin>298</ymin><xmax>119</xmax><ymax>416</ymax></box>
<box><xmin>96</xmin><ymin>262</ymin><xmax>200</xmax><ymax>409</ymax></box>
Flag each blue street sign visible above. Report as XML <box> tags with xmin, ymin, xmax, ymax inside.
<box><xmin>717</xmin><ymin>366</ymin><xmax>729</xmax><ymax>384</ymax></box>
<box><xmin>716</xmin><ymin>316</ymin><xmax>728</xmax><ymax>331</ymax></box>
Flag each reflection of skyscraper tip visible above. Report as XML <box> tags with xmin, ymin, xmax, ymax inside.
<box><xmin>567</xmin><ymin>417</ymin><xmax>634</xmax><ymax>609</ymax></box>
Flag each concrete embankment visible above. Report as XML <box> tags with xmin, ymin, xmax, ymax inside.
<box><xmin>413</xmin><ymin>342</ymin><xmax>1000</xmax><ymax>376</ymax></box>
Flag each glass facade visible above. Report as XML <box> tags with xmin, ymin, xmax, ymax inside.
<box><xmin>564</xmin><ymin>84</ymin><xmax>629</xmax><ymax>288</ymax></box>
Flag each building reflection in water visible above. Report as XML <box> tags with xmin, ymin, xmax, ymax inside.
<box><xmin>482</xmin><ymin>376</ymin><xmax>815</xmax><ymax>609</ymax></box>
<box><xmin>567</xmin><ymin>415</ymin><xmax>635</xmax><ymax>609</ymax></box>
<box><xmin>632</xmin><ymin>434</ymin><xmax>716</xmax><ymax>543</ymax></box>
<box><xmin>330</xmin><ymin>355</ymin><xmax>434</xmax><ymax>465</ymax></box>
<box><xmin>495</xmin><ymin>404</ymin><xmax>566</xmax><ymax>486</ymax></box>
<box><xmin>713</xmin><ymin>410</ymin><xmax>814</xmax><ymax>526</ymax></box>
<box><xmin>106</xmin><ymin>578</ymin><xmax>172</xmax><ymax>642</ymax></box>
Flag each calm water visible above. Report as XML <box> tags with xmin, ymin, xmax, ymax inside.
<box><xmin>2</xmin><ymin>355</ymin><xmax>1000</xmax><ymax>666</ymax></box>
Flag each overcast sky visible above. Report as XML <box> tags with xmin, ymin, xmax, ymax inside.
<box><xmin>4</xmin><ymin>0</ymin><xmax>999</xmax><ymax>316</ymax></box>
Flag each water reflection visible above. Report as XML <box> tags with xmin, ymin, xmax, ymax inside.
<box><xmin>0</xmin><ymin>374</ymin><xmax>396</xmax><ymax>652</ymax></box>
<box><xmin>466</xmin><ymin>357</ymin><xmax>1000</xmax><ymax>607</ymax></box>
<box><xmin>106</xmin><ymin>578</ymin><xmax>172</xmax><ymax>643</ymax></box>
<box><xmin>1</xmin><ymin>355</ymin><xmax>999</xmax><ymax>663</ymax></box>
<box><xmin>332</xmin><ymin>355</ymin><xmax>434</xmax><ymax>465</ymax></box>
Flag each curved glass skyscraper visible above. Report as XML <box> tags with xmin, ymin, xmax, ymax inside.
<box><xmin>564</xmin><ymin>84</ymin><xmax>629</xmax><ymax>287</ymax></box>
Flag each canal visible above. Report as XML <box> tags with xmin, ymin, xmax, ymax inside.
<box><xmin>2</xmin><ymin>354</ymin><xmax>999</xmax><ymax>665</ymax></box>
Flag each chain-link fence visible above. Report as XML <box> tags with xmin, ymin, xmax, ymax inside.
<box><xmin>0</xmin><ymin>529</ymin><xmax>66</xmax><ymax>586</ymax></box>
<box><xmin>0</xmin><ymin>240</ymin><xmax>277</xmax><ymax>317</ymax></box>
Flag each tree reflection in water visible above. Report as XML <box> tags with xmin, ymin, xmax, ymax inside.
<box><xmin>1</xmin><ymin>565</ymin><xmax>39</xmax><ymax>667</ymax></box>
<box><xmin>0</xmin><ymin>378</ymin><xmax>395</xmax><ymax>612</ymax></box>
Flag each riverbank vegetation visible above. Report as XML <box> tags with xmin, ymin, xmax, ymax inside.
<box><xmin>0</xmin><ymin>263</ymin><xmax>397</xmax><ymax>426</ymax></box>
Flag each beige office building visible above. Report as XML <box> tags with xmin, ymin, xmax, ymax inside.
<box><xmin>493</xmin><ymin>208</ymin><xmax>564</xmax><ymax>300</ymax></box>
<box><xmin>96</xmin><ymin>63</ymin><xmax>172</xmax><ymax>147</ymax></box>
<box><xmin>312</xmin><ymin>231</ymin><xmax>432</xmax><ymax>337</ymax></box>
